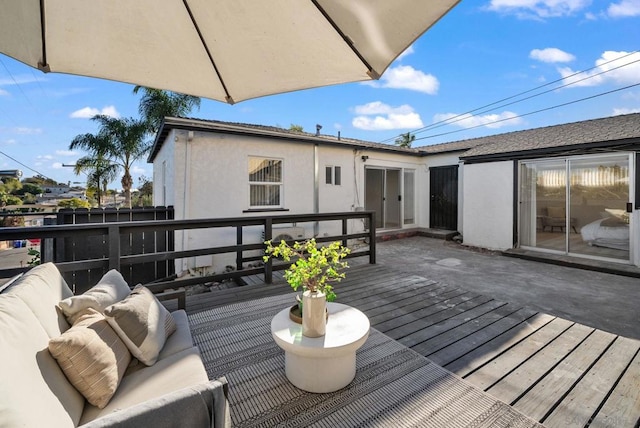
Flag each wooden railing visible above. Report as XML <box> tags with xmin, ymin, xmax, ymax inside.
<box><xmin>0</xmin><ymin>211</ymin><xmax>376</xmax><ymax>294</ymax></box>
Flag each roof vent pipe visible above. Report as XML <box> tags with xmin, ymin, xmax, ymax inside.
<box><xmin>315</xmin><ymin>124</ymin><xmax>322</xmax><ymax>136</ymax></box>
<box><xmin>338</xmin><ymin>131</ymin><xmax>341</xmax><ymax>140</ymax></box>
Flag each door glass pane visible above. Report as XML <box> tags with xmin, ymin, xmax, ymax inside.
<box><xmin>365</xmin><ymin>169</ymin><xmax>384</xmax><ymax>228</ymax></box>
<box><xmin>569</xmin><ymin>155</ymin><xmax>630</xmax><ymax>260</ymax></box>
<box><xmin>535</xmin><ymin>160</ymin><xmax>567</xmax><ymax>252</ymax></box>
<box><xmin>519</xmin><ymin>163</ymin><xmax>536</xmax><ymax>247</ymax></box>
<box><xmin>404</xmin><ymin>170</ymin><xmax>415</xmax><ymax>225</ymax></box>
<box><xmin>385</xmin><ymin>170</ymin><xmax>400</xmax><ymax>229</ymax></box>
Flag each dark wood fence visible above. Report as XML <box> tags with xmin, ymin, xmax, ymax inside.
<box><xmin>53</xmin><ymin>207</ymin><xmax>174</xmax><ymax>289</ymax></box>
<box><xmin>0</xmin><ymin>211</ymin><xmax>375</xmax><ymax>294</ymax></box>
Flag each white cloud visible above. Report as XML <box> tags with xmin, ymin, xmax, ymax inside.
<box><xmin>613</xmin><ymin>107</ymin><xmax>640</xmax><ymax>115</ymax></box>
<box><xmin>131</xmin><ymin>165</ymin><xmax>146</xmax><ymax>175</ymax></box>
<box><xmin>56</xmin><ymin>150</ymin><xmax>77</xmax><ymax>157</ymax></box>
<box><xmin>530</xmin><ymin>48</ymin><xmax>575</xmax><ymax>63</ymax></box>
<box><xmin>70</xmin><ymin>105</ymin><xmax>120</xmax><ymax>119</ymax></box>
<box><xmin>13</xmin><ymin>127</ymin><xmax>42</xmax><ymax>135</ymax></box>
<box><xmin>487</xmin><ymin>0</ymin><xmax>591</xmax><ymax>18</ymax></box>
<box><xmin>396</xmin><ymin>45</ymin><xmax>415</xmax><ymax>61</ymax></box>
<box><xmin>0</xmin><ymin>89</ymin><xmax>8</xmax><ymax>96</ymax></box>
<box><xmin>352</xmin><ymin>102</ymin><xmax>424</xmax><ymax>130</ymax></box>
<box><xmin>0</xmin><ymin>74</ymin><xmax>45</xmax><ymax>87</ymax></box>
<box><xmin>558</xmin><ymin>51</ymin><xmax>640</xmax><ymax>87</ymax></box>
<box><xmin>37</xmin><ymin>155</ymin><xmax>54</xmax><ymax>160</ymax></box>
<box><xmin>433</xmin><ymin>112</ymin><xmax>523</xmax><ymax>129</ymax></box>
<box><xmin>52</xmin><ymin>162</ymin><xmax>64</xmax><ymax>169</ymax></box>
<box><xmin>607</xmin><ymin>0</ymin><xmax>640</xmax><ymax>17</ymax></box>
<box><xmin>353</xmin><ymin>101</ymin><xmax>415</xmax><ymax>115</ymax></box>
<box><xmin>365</xmin><ymin>65</ymin><xmax>439</xmax><ymax>95</ymax></box>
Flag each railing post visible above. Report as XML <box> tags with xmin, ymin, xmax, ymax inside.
<box><xmin>236</xmin><ymin>226</ymin><xmax>243</xmax><ymax>272</ymax></box>
<box><xmin>341</xmin><ymin>218</ymin><xmax>348</xmax><ymax>248</ymax></box>
<box><xmin>264</xmin><ymin>218</ymin><xmax>273</xmax><ymax>284</ymax></box>
<box><xmin>108</xmin><ymin>225</ymin><xmax>121</xmax><ymax>271</ymax></box>
<box><xmin>369</xmin><ymin>212</ymin><xmax>376</xmax><ymax>264</ymax></box>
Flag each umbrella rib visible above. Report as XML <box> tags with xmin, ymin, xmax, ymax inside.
<box><xmin>38</xmin><ymin>0</ymin><xmax>50</xmax><ymax>72</ymax></box>
<box><xmin>182</xmin><ymin>0</ymin><xmax>234</xmax><ymax>104</ymax></box>
<box><xmin>310</xmin><ymin>0</ymin><xmax>380</xmax><ymax>79</ymax></box>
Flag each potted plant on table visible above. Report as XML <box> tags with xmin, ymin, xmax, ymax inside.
<box><xmin>264</xmin><ymin>238</ymin><xmax>350</xmax><ymax>338</ymax></box>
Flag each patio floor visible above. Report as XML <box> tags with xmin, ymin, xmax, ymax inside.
<box><xmin>177</xmin><ymin>244</ymin><xmax>640</xmax><ymax>427</ymax></box>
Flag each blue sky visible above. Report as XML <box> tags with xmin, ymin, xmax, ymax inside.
<box><xmin>0</xmin><ymin>0</ymin><xmax>639</xmax><ymax>189</ymax></box>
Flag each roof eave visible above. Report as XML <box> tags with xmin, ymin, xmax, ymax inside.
<box><xmin>460</xmin><ymin>137</ymin><xmax>640</xmax><ymax>164</ymax></box>
<box><xmin>148</xmin><ymin>117</ymin><xmax>420</xmax><ymax>162</ymax></box>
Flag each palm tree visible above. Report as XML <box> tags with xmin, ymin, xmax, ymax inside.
<box><xmin>133</xmin><ymin>87</ymin><xmax>201</xmax><ymax>134</ymax></box>
<box><xmin>395</xmin><ymin>132</ymin><xmax>416</xmax><ymax>148</ymax></box>
<box><xmin>70</xmin><ymin>115</ymin><xmax>149</xmax><ymax>208</ymax></box>
<box><xmin>73</xmin><ymin>154</ymin><xmax>119</xmax><ymax>207</ymax></box>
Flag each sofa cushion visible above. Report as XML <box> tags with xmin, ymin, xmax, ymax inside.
<box><xmin>5</xmin><ymin>262</ymin><xmax>74</xmax><ymax>337</ymax></box>
<box><xmin>158</xmin><ymin>310</ymin><xmax>194</xmax><ymax>361</ymax></box>
<box><xmin>49</xmin><ymin>308</ymin><xmax>132</xmax><ymax>409</ymax></box>
<box><xmin>105</xmin><ymin>285</ymin><xmax>177</xmax><ymax>366</ymax></box>
<box><xmin>0</xmin><ymin>294</ymin><xmax>85</xmax><ymax>427</ymax></box>
<box><xmin>59</xmin><ymin>269</ymin><xmax>131</xmax><ymax>323</ymax></box>
<box><xmin>80</xmin><ymin>347</ymin><xmax>209</xmax><ymax>425</ymax></box>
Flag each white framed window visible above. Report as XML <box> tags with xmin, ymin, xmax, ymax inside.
<box><xmin>325</xmin><ymin>165</ymin><xmax>342</xmax><ymax>185</ymax></box>
<box><xmin>248</xmin><ymin>157</ymin><xmax>283</xmax><ymax>208</ymax></box>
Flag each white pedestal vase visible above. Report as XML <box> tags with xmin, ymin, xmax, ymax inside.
<box><xmin>302</xmin><ymin>290</ymin><xmax>326</xmax><ymax>337</ymax></box>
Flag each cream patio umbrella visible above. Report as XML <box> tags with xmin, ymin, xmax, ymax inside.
<box><xmin>0</xmin><ymin>0</ymin><xmax>459</xmax><ymax>103</ymax></box>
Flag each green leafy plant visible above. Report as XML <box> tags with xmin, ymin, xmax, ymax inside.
<box><xmin>27</xmin><ymin>248</ymin><xmax>41</xmax><ymax>267</ymax></box>
<box><xmin>263</xmin><ymin>238</ymin><xmax>350</xmax><ymax>302</ymax></box>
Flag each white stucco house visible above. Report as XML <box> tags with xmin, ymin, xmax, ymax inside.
<box><xmin>149</xmin><ymin>113</ymin><xmax>640</xmax><ymax>272</ymax></box>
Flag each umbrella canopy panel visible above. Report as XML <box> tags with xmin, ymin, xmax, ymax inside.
<box><xmin>0</xmin><ymin>0</ymin><xmax>459</xmax><ymax>103</ymax></box>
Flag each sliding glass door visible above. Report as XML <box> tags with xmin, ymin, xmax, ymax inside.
<box><xmin>519</xmin><ymin>153</ymin><xmax>632</xmax><ymax>262</ymax></box>
<box><xmin>365</xmin><ymin>167</ymin><xmax>414</xmax><ymax>230</ymax></box>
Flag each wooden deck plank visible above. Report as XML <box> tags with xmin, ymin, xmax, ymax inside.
<box><xmin>590</xmin><ymin>347</ymin><xmax>640</xmax><ymax>428</ymax></box>
<box><xmin>396</xmin><ymin>299</ymin><xmax>507</xmax><ymax>347</ymax></box>
<box><xmin>429</xmin><ymin>307</ymin><xmax>538</xmax><ymax>367</ymax></box>
<box><xmin>412</xmin><ymin>302</ymin><xmax>524</xmax><ymax>357</ymax></box>
<box><xmin>444</xmin><ymin>313</ymin><xmax>556</xmax><ymax>377</ymax></box>
<box><xmin>367</xmin><ymin>287</ymin><xmax>469</xmax><ymax>325</ymax></box>
<box><xmin>512</xmin><ymin>328</ymin><xmax>616</xmax><ymax>423</ymax></box>
<box><xmin>343</xmin><ymin>276</ymin><xmax>440</xmax><ymax>311</ymax></box>
<box><xmin>544</xmin><ymin>336</ymin><xmax>640</xmax><ymax>428</ymax></box>
<box><xmin>375</xmin><ymin>293</ymin><xmax>487</xmax><ymax>334</ymax></box>
<box><xmin>464</xmin><ymin>317</ymin><xmax>574</xmax><ymax>391</ymax></box>
<box><xmin>180</xmin><ymin>263</ymin><xmax>640</xmax><ymax>427</ymax></box>
<box><xmin>486</xmin><ymin>323</ymin><xmax>594</xmax><ymax>405</ymax></box>
<box><xmin>381</xmin><ymin>295</ymin><xmax>493</xmax><ymax>339</ymax></box>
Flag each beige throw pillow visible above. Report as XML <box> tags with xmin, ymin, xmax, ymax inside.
<box><xmin>104</xmin><ymin>285</ymin><xmax>177</xmax><ymax>366</ymax></box>
<box><xmin>48</xmin><ymin>309</ymin><xmax>131</xmax><ymax>409</ymax></box>
<box><xmin>59</xmin><ymin>270</ymin><xmax>131</xmax><ymax>323</ymax></box>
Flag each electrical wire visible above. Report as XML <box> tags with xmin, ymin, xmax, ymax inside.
<box><xmin>379</xmin><ymin>50</ymin><xmax>639</xmax><ymax>144</ymax></box>
<box><xmin>412</xmin><ymin>81</ymin><xmax>640</xmax><ymax>142</ymax></box>
<box><xmin>0</xmin><ymin>150</ymin><xmax>58</xmax><ymax>182</ymax></box>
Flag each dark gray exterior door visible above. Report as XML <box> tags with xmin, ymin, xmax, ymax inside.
<box><xmin>430</xmin><ymin>165</ymin><xmax>458</xmax><ymax>230</ymax></box>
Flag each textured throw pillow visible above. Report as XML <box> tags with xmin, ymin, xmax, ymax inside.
<box><xmin>104</xmin><ymin>285</ymin><xmax>177</xmax><ymax>366</ymax></box>
<box><xmin>48</xmin><ymin>308</ymin><xmax>131</xmax><ymax>409</ymax></box>
<box><xmin>59</xmin><ymin>270</ymin><xmax>131</xmax><ymax>324</ymax></box>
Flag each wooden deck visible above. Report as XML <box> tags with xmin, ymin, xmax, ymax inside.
<box><xmin>181</xmin><ymin>264</ymin><xmax>640</xmax><ymax>428</ymax></box>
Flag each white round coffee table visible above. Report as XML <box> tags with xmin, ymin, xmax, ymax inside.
<box><xmin>271</xmin><ymin>302</ymin><xmax>370</xmax><ymax>393</ymax></box>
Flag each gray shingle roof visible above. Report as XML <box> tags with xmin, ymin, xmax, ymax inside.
<box><xmin>458</xmin><ymin>113</ymin><xmax>640</xmax><ymax>159</ymax></box>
